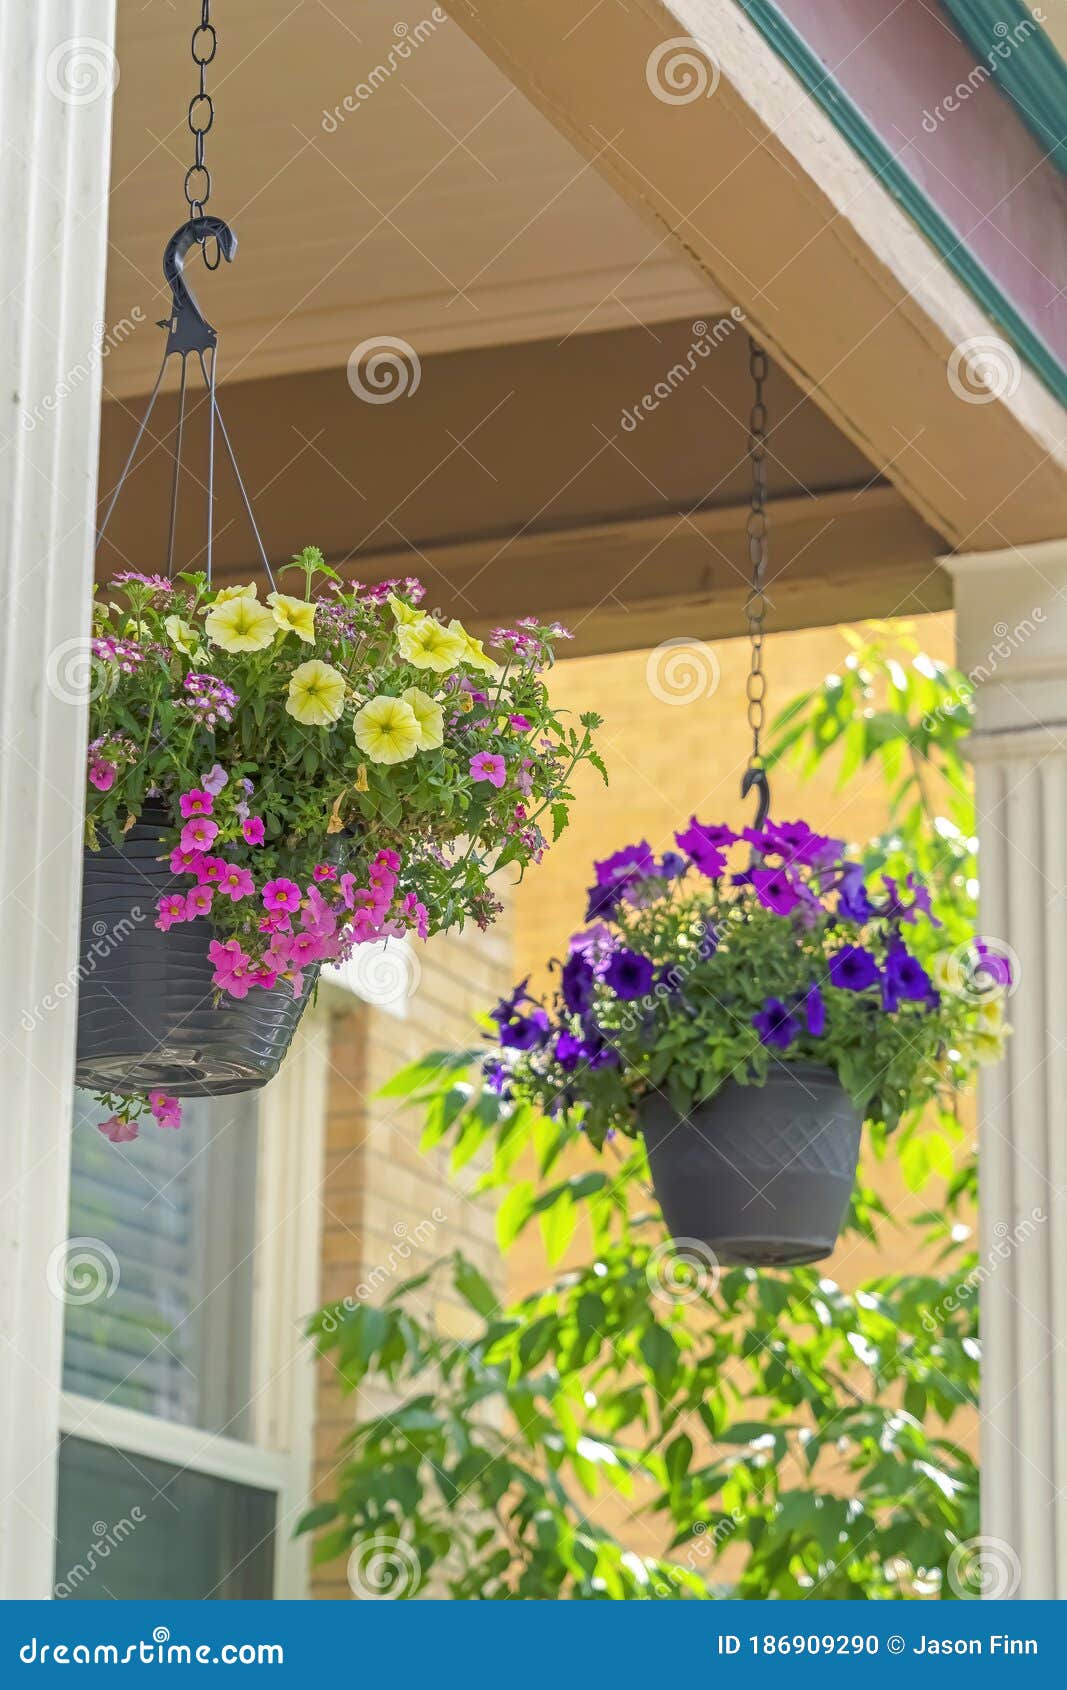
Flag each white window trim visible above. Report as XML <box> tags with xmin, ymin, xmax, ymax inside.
<box><xmin>56</xmin><ymin>1006</ymin><xmax>330</xmax><ymax>1601</ymax></box>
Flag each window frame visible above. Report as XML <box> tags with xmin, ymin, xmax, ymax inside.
<box><xmin>55</xmin><ymin>1006</ymin><xmax>330</xmax><ymax>1601</ymax></box>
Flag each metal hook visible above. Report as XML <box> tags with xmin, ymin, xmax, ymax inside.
<box><xmin>741</xmin><ymin>764</ymin><xmax>771</xmax><ymax>832</ymax></box>
<box><xmin>158</xmin><ymin>215</ymin><xmax>237</xmax><ymax>356</ymax></box>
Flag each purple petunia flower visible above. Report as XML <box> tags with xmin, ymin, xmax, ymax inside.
<box><xmin>594</xmin><ymin>841</ymin><xmax>656</xmax><ymax>887</ymax></box>
<box><xmin>828</xmin><ymin>945</ymin><xmax>881</xmax><ymax>992</ymax></box>
<box><xmin>675</xmin><ymin>818</ymin><xmax>736</xmax><ymax>877</ymax></box>
<box><xmin>837</xmin><ymin>862</ymin><xmax>875</xmax><ymax>923</ymax></box>
<box><xmin>202</xmin><ymin>764</ymin><xmax>229</xmax><ymax>796</ymax></box>
<box><xmin>804</xmin><ymin>982</ymin><xmax>826</xmax><ymax>1037</ymax></box>
<box><xmin>750</xmin><ymin>866</ymin><xmax>802</xmax><ymax>916</ymax></box>
<box><xmin>882</xmin><ymin>940</ymin><xmax>938</xmax><ymax>1012</ymax></box>
<box><xmin>561</xmin><ymin>953</ymin><xmax>596</xmax><ymax>1015</ymax></box>
<box><xmin>747</xmin><ymin>819</ymin><xmax>843</xmax><ymax>869</ymax></box>
<box><xmin>497</xmin><ymin>1008</ymin><xmax>551</xmax><ymax>1051</ymax></box>
<box><xmin>753</xmin><ymin>998</ymin><xmax>800</xmax><ymax>1049</ymax></box>
<box><xmin>554</xmin><ymin>1029</ymin><xmax>585</xmax><ymax>1071</ymax></box>
<box><xmin>603</xmin><ymin>948</ymin><xmax>655</xmax><ymax>1001</ymax></box>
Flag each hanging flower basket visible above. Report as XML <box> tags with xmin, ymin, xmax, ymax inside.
<box><xmin>76</xmin><ymin>801</ymin><xmax>329</xmax><ymax>1098</ymax></box>
<box><xmin>639</xmin><ymin>1066</ymin><xmax>861</xmax><ymax>1266</ymax></box>
<box><xmin>482</xmin><ymin>818</ymin><xmax>1009</xmax><ymax>1268</ymax></box>
<box><xmin>79</xmin><ymin>557</ymin><xmax>601</xmax><ymax>1141</ymax></box>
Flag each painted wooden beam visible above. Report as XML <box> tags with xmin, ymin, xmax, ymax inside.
<box><xmin>438</xmin><ymin>0</ymin><xmax>1067</xmax><ymax>551</ymax></box>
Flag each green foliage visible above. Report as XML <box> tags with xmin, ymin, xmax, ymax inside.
<box><xmin>304</xmin><ymin>623</ymin><xmax>983</xmax><ymax>1600</ymax></box>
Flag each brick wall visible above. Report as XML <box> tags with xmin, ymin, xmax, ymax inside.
<box><xmin>310</xmin><ymin>910</ymin><xmax>513</xmax><ymax>1598</ymax></box>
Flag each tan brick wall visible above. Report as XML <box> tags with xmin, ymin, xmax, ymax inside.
<box><xmin>311</xmin><ymin>908</ymin><xmax>514</xmax><ymax>1598</ymax></box>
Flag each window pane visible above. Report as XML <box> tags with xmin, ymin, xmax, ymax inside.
<box><xmin>55</xmin><ymin>1436</ymin><xmax>275</xmax><ymax>1600</ymax></box>
<box><xmin>65</xmin><ymin>1093</ymin><xmax>258</xmax><ymax>1437</ymax></box>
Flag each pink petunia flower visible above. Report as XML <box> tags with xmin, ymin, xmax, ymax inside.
<box><xmin>186</xmin><ymin>883</ymin><xmax>214</xmax><ymax>917</ymax></box>
<box><xmin>401</xmin><ymin>892</ymin><xmax>430</xmax><ymax>940</ymax></box>
<box><xmin>242</xmin><ymin>816</ymin><xmax>266</xmax><ymax>846</ymax></box>
<box><xmin>289</xmin><ymin>931</ymin><xmax>324</xmax><ymax>967</ymax></box>
<box><xmin>179</xmin><ymin>789</ymin><xmax>214</xmax><ymax>819</ymax></box>
<box><xmin>197</xmin><ymin>855</ymin><xmax>226</xmax><ymax>883</ymax></box>
<box><xmin>180</xmin><ymin>816</ymin><xmax>218</xmax><ymax>853</ymax></box>
<box><xmin>508</xmin><ymin>714</ymin><xmax>531</xmax><ymax>731</ymax></box>
<box><xmin>217</xmin><ymin>863</ymin><xmax>255</xmax><ymax>901</ymax></box>
<box><xmin>170</xmin><ymin>846</ymin><xmax>205</xmax><ymax>875</ymax></box>
<box><xmin>98</xmin><ymin>1113</ymin><xmax>138</xmax><ymax>1144</ymax></box>
<box><xmin>155</xmin><ymin>893</ymin><xmax>188</xmax><ymax>931</ymax></box>
<box><xmin>263</xmin><ymin>877</ymin><xmax>301</xmax><ymax>913</ymax></box>
<box><xmin>208</xmin><ymin>937</ymin><xmax>252</xmax><ymax>998</ymax></box>
<box><xmin>470</xmin><ymin>751</ymin><xmax>506</xmax><ymax>788</ymax></box>
<box><xmin>312</xmin><ymin>863</ymin><xmax>336</xmax><ymax>882</ymax></box>
<box><xmin>148</xmin><ymin>1091</ymin><xmax>182</xmax><ymax>1131</ymax></box>
<box><xmin>88</xmin><ymin>759</ymin><xmax>116</xmax><ymax>792</ymax></box>
<box><xmin>375</xmin><ymin>848</ymin><xmax>401</xmax><ymax>875</ymax></box>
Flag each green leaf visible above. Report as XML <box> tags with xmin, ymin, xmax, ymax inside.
<box><xmin>453</xmin><ymin>1256</ymin><xmax>498</xmax><ymax>1320</ymax></box>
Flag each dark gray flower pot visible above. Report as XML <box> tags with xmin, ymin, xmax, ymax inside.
<box><xmin>75</xmin><ymin>803</ymin><xmax>315</xmax><ymax>1098</ymax></box>
<box><xmin>640</xmin><ymin>1064</ymin><xmax>862</xmax><ymax>1267</ymax></box>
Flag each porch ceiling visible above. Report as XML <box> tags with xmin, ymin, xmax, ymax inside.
<box><xmin>99</xmin><ymin>1</ymin><xmax>947</xmax><ymax>652</ymax></box>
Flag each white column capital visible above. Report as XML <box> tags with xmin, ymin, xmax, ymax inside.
<box><xmin>941</xmin><ymin>539</ymin><xmax>1067</xmax><ymax>744</ymax></box>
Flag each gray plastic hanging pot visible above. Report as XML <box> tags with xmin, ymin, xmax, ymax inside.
<box><xmin>640</xmin><ymin>1063</ymin><xmax>862</xmax><ymax>1267</ymax></box>
<box><xmin>76</xmin><ymin>802</ymin><xmax>316</xmax><ymax>1098</ymax></box>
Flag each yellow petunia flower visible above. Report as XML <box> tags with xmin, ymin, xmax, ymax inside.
<box><xmin>448</xmin><ymin>618</ymin><xmax>500</xmax><ymax>677</ymax></box>
<box><xmin>401</xmin><ymin>686</ymin><xmax>445</xmax><ymax>751</ymax></box>
<box><xmin>205</xmin><ymin>596</ymin><xmax>276</xmax><ymax>653</ymax></box>
<box><xmin>286</xmin><ymin>659</ymin><xmax>346</xmax><ymax>726</ymax></box>
<box><xmin>354</xmin><ymin>695</ymin><xmax>421</xmax><ymax>764</ymax></box>
<box><xmin>164</xmin><ymin>614</ymin><xmax>199</xmax><ymax>655</ymax></box>
<box><xmin>268</xmin><ymin>591</ymin><xmax>316</xmax><ymax>644</ymax></box>
<box><xmin>397</xmin><ymin>615</ymin><xmax>466</xmax><ymax>673</ymax></box>
<box><xmin>212</xmin><ymin>582</ymin><xmax>259</xmax><ymax>604</ymax></box>
<box><xmin>388</xmin><ymin>593</ymin><xmax>422</xmax><ymax>627</ymax></box>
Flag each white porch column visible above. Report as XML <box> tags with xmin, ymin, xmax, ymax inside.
<box><xmin>0</xmin><ymin>5</ymin><xmax>116</xmax><ymax>1597</ymax></box>
<box><xmin>945</xmin><ymin>538</ymin><xmax>1067</xmax><ymax>1600</ymax></box>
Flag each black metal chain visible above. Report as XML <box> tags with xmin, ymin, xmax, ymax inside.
<box><xmin>742</xmin><ymin>337</ymin><xmax>771</xmax><ymax>829</ymax></box>
<box><xmin>185</xmin><ymin>2</ymin><xmax>219</xmax><ymax>265</ymax></box>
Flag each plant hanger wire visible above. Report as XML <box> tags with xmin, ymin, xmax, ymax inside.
<box><xmin>741</xmin><ymin>336</ymin><xmax>772</xmax><ymax>832</ymax></box>
<box><xmin>95</xmin><ymin>0</ymin><xmax>275</xmax><ymax>590</ymax></box>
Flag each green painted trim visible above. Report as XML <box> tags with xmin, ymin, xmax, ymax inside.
<box><xmin>735</xmin><ymin>0</ymin><xmax>1067</xmax><ymax>408</ymax></box>
<box><xmin>939</xmin><ymin>0</ymin><xmax>1067</xmax><ymax>169</ymax></box>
